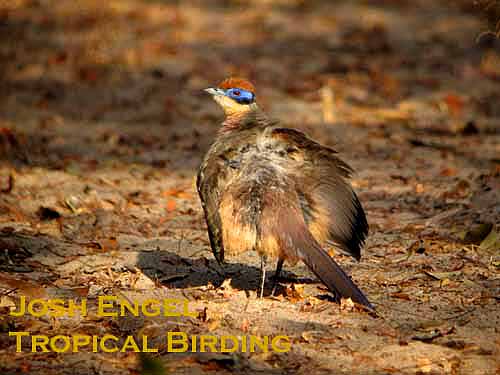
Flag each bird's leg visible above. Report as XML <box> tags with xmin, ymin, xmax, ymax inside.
<box><xmin>259</xmin><ymin>256</ymin><xmax>267</xmax><ymax>298</ymax></box>
<box><xmin>271</xmin><ymin>258</ymin><xmax>284</xmax><ymax>296</ymax></box>
<box><xmin>214</xmin><ymin>259</ymin><xmax>227</xmax><ymax>279</ymax></box>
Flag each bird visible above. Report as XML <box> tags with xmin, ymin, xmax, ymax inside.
<box><xmin>196</xmin><ymin>77</ymin><xmax>372</xmax><ymax>309</ymax></box>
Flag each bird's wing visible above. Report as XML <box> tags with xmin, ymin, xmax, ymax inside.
<box><xmin>197</xmin><ymin>150</ymin><xmax>230</xmax><ymax>264</ymax></box>
<box><xmin>268</xmin><ymin>127</ymin><xmax>368</xmax><ymax>260</ymax></box>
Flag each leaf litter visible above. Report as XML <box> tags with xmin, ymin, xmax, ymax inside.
<box><xmin>0</xmin><ymin>0</ymin><xmax>499</xmax><ymax>374</ymax></box>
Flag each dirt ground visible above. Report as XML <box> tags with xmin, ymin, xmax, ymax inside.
<box><xmin>0</xmin><ymin>0</ymin><xmax>499</xmax><ymax>374</ymax></box>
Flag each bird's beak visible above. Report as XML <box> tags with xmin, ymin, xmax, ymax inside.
<box><xmin>204</xmin><ymin>87</ymin><xmax>226</xmax><ymax>96</ymax></box>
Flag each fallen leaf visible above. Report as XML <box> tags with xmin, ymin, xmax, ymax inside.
<box><xmin>440</xmin><ymin>278</ymin><xmax>451</xmax><ymax>287</ymax></box>
<box><xmin>133</xmin><ymin>273</ymin><xmax>156</xmax><ymax>289</ymax></box>
<box><xmin>417</xmin><ymin>358</ymin><xmax>434</xmax><ymax>373</ymax></box>
<box><xmin>442</xmin><ymin>179</ymin><xmax>470</xmax><ymax>199</ymax></box>
<box><xmin>19</xmin><ymin>362</ymin><xmax>31</xmax><ymax>373</ymax></box>
<box><xmin>65</xmin><ymin>196</ymin><xmax>82</xmax><ymax>213</ymax></box>
<box><xmin>439</xmin><ymin>167</ymin><xmax>458</xmax><ymax>177</ymax></box>
<box><xmin>97</xmin><ymin>238</ymin><xmax>119</xmax><ymax>252</ymax></box>
<box><xmin>285</xmin><ymin>283</ymin><xmax>305</xmax><ymax>302</ymax></box>
<box><xmin>166</xmin><ymin>200</ymin><xmax>176</xmax><ymax>212</ymax></box>
<box><xmin>390</xmin><ymin>292</ymin><xmax>411</xmax><ymax>300</ymax></box>
<box><xmin>301</xmin><ymin>330</ymin><xmax>323</xmax><ymax>343</ymax></box>
<box><xmin>415</xmin><ymin>183</ymin><xmax>425</xmax><ymax>193</ymax></box>
<box><xmin>163</xmin><ymin>189</ymin><xmax>191</xmax><ymax>199</ymax></box>
<box><xmin>71</xmin><ymin>286</ymin><xmax>90</xmax><ymax>297</ymax></box>
<box><xmin>340</xmin><ymin>297</ymin><xmax>355</xmax><ymax>311</ymax></box>
<box><xmin>443</xmin><ymin>93</ymin><xmax>465</xmax><ymax>117</ymax></box>
<box><xmin>0</xmin><ymin>274</ymin><xmax>47</xmax><ymax>298</ymax></box>
<box><xmin>240</xmin><ymin>318</ymin><xmax>249</xmax><ymax>332</ymax></box>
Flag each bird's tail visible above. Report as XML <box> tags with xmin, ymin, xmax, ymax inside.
<box><xmin>297</xmin><ymin>237</ymin><xmax>373</xmax><ymax>309</ymax></box>
<box><xmin>258</xmin><ymin>189</ymin><xmax>373</xmax><ymax>309</ymax></box>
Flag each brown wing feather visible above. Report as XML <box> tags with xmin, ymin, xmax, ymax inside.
<box><xmin>270</xmin><ymin>127</ymin><xmax>368</xmax><ymax>260</ymax></box>
<box><xmin>196</xmin><ymin>148</ymin><xmax>238</xmax><ymax>263</ymax></box>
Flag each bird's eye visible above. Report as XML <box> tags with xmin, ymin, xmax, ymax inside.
<box><xmin>233</xmin><ymin>90</ymin><xmax>241</xmax><ymax>96</ymax></box>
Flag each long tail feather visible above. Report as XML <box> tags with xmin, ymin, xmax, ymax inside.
<box><xmin>298</xmin><ymin>240</ymin><xmax>373</xmax><ymax>309</ymax></box>
<box><xmin>258</xmin><ymin>189</ymin><xmax>373</xmax><ymax>309</ymax></box>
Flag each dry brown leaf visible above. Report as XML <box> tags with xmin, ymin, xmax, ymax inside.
<box><xmin>132</xmin><ymin>273</ymin><xmax>156</xmax><ymax>289</ymax></box>
<box><xmin>301</xmin><ymin>330</ymin><xmax>323</xmax><ymax>343</ymax></box>
<box><xmin>415</xmin><ymin>183</ymin><xmax>425</xmax><ymax>194</ymax></box>
<box><xmin>0</xmin><ymin>274</ymin><xmax>47</xmax><ymax>299</ymax></box>
<box><xmin>97</xmin><ymin>237</ymin><xmax>119</xmax><ymax>252</ymax></box>
<box><xmin>440</xmin><ymin>167</ymin><xmax>458</xmax><ymax>177</ymax></box>
<box><xmin>417</xmin><ymin>358</ymin><xmax>434</xmax><ymax>373</ymax></box>
<box><xmin>442</xmin><ymin>179</ymin><xmax>470</xmax><ymax>200</ymax></box>
<box><xmin>285</xmin><ymin>283</ymin><xmax>305</xmax><ymax>302</ymax></box>
<box><xmin>340</xmin><ymin>297</ymin><xmax>355</xmax><ymax>311</ymax></box>
<box><xmin>19</xmin><ymin>362</ymin><xmax>31</xmax><ymax>373</ymax></box>
<box><xmin>443</xmin><ymin>93</ymin><xmax>465</xmax><ymax>117</ymax></box>
<box><xmin>166</xmin><ymin>200</ymin><xmax>177</xmax><ymax>212</ymax></box>
<box><xmin>240</xmin><ymin>318</ymin><xmax>249</xmax><ymax>332</ymax></box>
<box><xmin>381</xmin><ymin>367</ymin><xmax>399</xmax><ymax>373</ymax></box>
<box><xmin>390</xmin><ymin>292</ymin><xmax>411</xmax><ymax>301</ymax></box>
<box><xmin>163</xmin><ymin>188</ymin><xmax>191</xmax><ymax>199</ymax></box>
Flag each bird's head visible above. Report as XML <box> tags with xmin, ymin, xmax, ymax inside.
<box><xmin>204</xmin><ymin>77</ymin><xmax>257</xmax><ymax>116</ymax></box>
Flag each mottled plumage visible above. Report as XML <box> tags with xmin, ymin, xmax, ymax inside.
<box><xmin>197</xmin><ymin>78</ymin><xmax>371</xmax><ymax>308</ymax></box>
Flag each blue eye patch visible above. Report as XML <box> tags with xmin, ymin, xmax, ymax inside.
<box><xmin>225</xmin><ymin>88</ymin><xmax>255</xmax><ymax>104</ymax></box>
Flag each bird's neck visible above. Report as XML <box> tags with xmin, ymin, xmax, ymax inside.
<box><xmin>220</xmin><ymin>105</ymin><xmax>268</xmax><ymax>134</ymax></box>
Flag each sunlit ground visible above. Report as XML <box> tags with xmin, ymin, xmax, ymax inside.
<box><xmin>0</xmin><ymin>1</ymin><xmax>499</xmax><ymax>374</ymax></box>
